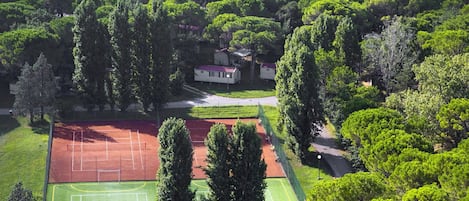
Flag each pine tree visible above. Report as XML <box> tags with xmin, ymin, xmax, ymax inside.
<box><xmin>204</xmin><ymin>123</ymin><xmax>232</xmax><ymax>201</ymax></box>
<box><xmin>150</xmin><ymin>0</ymin><xmax>172</xmax><ymax>112</ymax></box>
<box><xmin>231</xmin><ymin>121</ymin><xmax>266</xmax><ymax>201</ymax></box>
<box><xmin>8</xmin><ymin>182</ymin><xmax>34</xmax><ymax>201</ymax></box>
<box><xmin>14</xmin><ymin>53</ymin><xmax>57</xmax><ymax>123</ymax></box>
<box><xmin>157</xmin><ymin>117</ymin><xmax>194</xmax><ymax>201</ymax></box>
<box><xmin>33</xmin><ymin>53</ymin><xmax>57</xmax><ymax>120</ymax></box>
<box><xmin>109</xmin><ymin>0</ymin><xmax>132</xmax><ymax>112</ymax></box>
<box><xmin>72</xmin><ymin>0</ymin><xmax>106</xmax><ymax>111</ymax></box>
<box><xmin>14</xmin><ymin>62</ymin><xmax>36</xmax><ymax>124</ymax></box>
<box><xmin>132</xmin><ymin>3</ymin><xmax>152</xmax><ymax>112</ymax></box>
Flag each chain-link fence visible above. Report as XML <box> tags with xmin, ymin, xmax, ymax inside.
<box><xmin>258</xmin><ymin>104</ymin><xmax>306</xmax><ymax>201</ymax></box>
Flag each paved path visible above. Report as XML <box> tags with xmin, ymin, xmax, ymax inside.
<box><xmin>312</xmin><ymin>126</ymin><xmax>353</xmax><ymax>177</ymax></box>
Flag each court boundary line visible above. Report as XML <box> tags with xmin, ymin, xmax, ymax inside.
<box><xmin>129</xmin><ymin>130</ymin><xmax>135</xmax><ymax>170</ymax></box>
<box><xmin>70</xmin><ymin>192</ymin><xmax>148</xmax><ymax>201</ymax></box>
<box><xmin>72</xmin><ymin>131</ymin><xmax>75</xmax><ymax>171</ymax></box>
<box><xmin>80</xmin><ymin>130</ymin><xmax>83</xmax><ymax>171</ymax></box>
<box><xmin>137</xmin><ymin>130</ymin><xmax>144</xmax><ymax>169</ymax></box>
<box><xmin>265</xmin><ymin>189</ymin><xmax>274</xmax><ymax>201</ymax></box>
<box><xmin>68</xmin><ymin>182</ymin><xmax>147</xmax><ymax>193</ymax></box>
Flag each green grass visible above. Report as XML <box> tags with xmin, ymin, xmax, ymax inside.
<box><xmin>47</xmin><ymin>178</ymin><xmax>297</xmax><ymax>201</ymax></box>
<box><xmin>60</xmin><ymin>106</ymin><xmax>260</xmax><ymax>122</ymax></box>
<box><xmin>162</xmin><ymin>105</ymin><xmax>259</xmax><ymax>119</ymax></box>
<box><xmin>47</xmin><ymin>181</ymin><xmax>156</xmax><ymax>201</ymax></box>
<box><xmin>0</xmin><ymin>116</ymin><xmax>49</xmax><ymax>200</ymax></box>
<box><xmin>189</xmin><ymin>79</ymin><xmax>275</xmax><ymax>98</ymax></box>
<box><xmin>261</xmin><ymin>106</ymin><xmax>334</xmax><ymax>196</ymax></box>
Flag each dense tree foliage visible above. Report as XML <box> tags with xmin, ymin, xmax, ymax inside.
<box><xmin>72</xmin><ymin>0</ymin><xmax>107</xmax><ymax>111</ymax></box>
<box><xmin>14</xmin><ymin>53</ymin><xmax>57</xmax><ymax>123</ymax></box>
<box><xmin>204</xmin><ymin>121</ymin><xmax>267</xmax><ymax>201</ymax></box>
<box><xmin>109</xmin><ymin>0</ymin><xmax>132</xmax><ymax>112</ymax></box>
<box><xmin>361</xmin><ymin>16</ymin><xmax>418</xmax><ymax>93</ymax></box>
<box><xmin>8</xmin><ymin>182</ymin><xmax>34</xmax><ymax>201</ymax></box>
<box><xmin>0</xmin><ymin>2</ymin><xmax>35</xmax><ymax>33</ymax></box>
<box><xmin>131</xmin><ymin>4</ymin><xmax>152</xmax><ymax>111</ymax></box>
<box><xmin>437</xmin><ymin>98</ymin><xmax>469</xmax><ymax>147</ymax></box>
<box><xmin>413</xmin><ymin>53</ymin><xmax>469</xmax><ymax>101</ymax></box>
<box><xmin>230</xmin><ymin>121</ymin><xmax>266</xmax><ymax>201</ymax></box>
<box><xmin>150</xmin><ymin>0</ymin><xmax>172</xmax><ymax>112</ymax></box>
<box><xmin>276</xmin><ymin>26</ymin><xmax>324</xmax><ymax>162</ymax></box>
<box><xmin>204</xmin><ymin>123</ymin><xmax>231</xmax><ymax>201</ymax></box>
<box><xmin>0</xmin><ymin>27</ymin><xmax>58</xmax><ymax>78</ymax></box>
<box><xmin>309</xmin><ymin>172</ymin><xmax>387</xmax><ymax>201</ymax></box>
<box><xmin>157</xmin><ymin>117</ymin><xmax>194</xmax><ymax>201</ymax></box>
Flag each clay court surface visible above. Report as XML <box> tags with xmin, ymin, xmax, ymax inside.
<box><xmin>49</xmin><ymin>119</ymin><xmax>284</xmax><ymax>183</ymax></box>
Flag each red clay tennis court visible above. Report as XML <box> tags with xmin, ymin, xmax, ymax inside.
<box><xmin>49</xmin><ymin>119</ymin><xmax>285</xmax><ymax>183</ymax></box>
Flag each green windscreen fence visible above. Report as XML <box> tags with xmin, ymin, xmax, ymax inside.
<box><xmin>258</xmin><ymin>105</ymin><xmax>306</xmax><ymax>201</ymax></box>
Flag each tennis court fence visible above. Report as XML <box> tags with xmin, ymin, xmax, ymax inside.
<box><xmin>258</xmin><ymin>104</ymin><xmax>306</xmax><ymax>201</ymax></box>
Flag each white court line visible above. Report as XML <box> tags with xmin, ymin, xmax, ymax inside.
<box><xmin>72</xmin><ymin>131</ymin><xmax>75</xmax><ymax>171</ymax></box>
<box><xmin>194</xmin><ymin>151</ymin><xmax>199</xmax><ymax>166</ymax></box>
<box><xmin>137</xmin><ymin>130</ymin><xmax>144</xmax><ymax>169</ymax></box>
<box><xmin>71</xmin><ymin>193</ymin><xmax>148</xmax><ymax>200</ymax></box>
<box><xmin>105</xmin><ymin>137</ymin><xmax>109</xmax><ymax>160</ymax></box>
<box><xmin>80</xmin><ymin>130</ymin><xmax>83</xmax><ymax>171</ymax></box>
<box><xmin>265</xmin><ymin>189</ymin><xmax>274</xmax><ymax>201</ymax></box>
<box><xmin>129</xmin><ymin>130</ymin><xmax>135</xmax><ymax>169</ymax></box>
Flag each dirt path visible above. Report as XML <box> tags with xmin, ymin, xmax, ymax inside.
<box><xmin>312</xmin><ymin>126</ymin><xmax>353</xmax><ymax>177</ymax></box>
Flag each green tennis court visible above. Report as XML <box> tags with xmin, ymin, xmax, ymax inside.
<box><xmin>47</xmin><ymin>178</ymin><xmax>297</xmax><ymax>201</ymax></box>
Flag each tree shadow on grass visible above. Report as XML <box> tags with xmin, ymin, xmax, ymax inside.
<box><xmin>30</xmin><ymin>119</ymin><xmax>50</xmax><ymax>134</ymax></box>
<box><xmin>0</xmin><ymin>115</ymin><xmax>20</xmax><ymax>136</ymax></box>
<box><xmin>302</xmin><ymin>150</ymin><xmax>335</xmax><ymax>176</ymax></box>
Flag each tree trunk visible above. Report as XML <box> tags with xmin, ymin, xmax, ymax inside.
<box><xmin>29</xmin><ymin>109</ymin><xmax>34</xmax><ymax>124</ymax></box>
<box><xmin>250</xmin><ymin>53</ymin><xmax>256</xmax><ymax>84</ymax></box>
<box><xmin>41</xmin><ymin>106</ymin><xmax>44</xmax><ymax>120</ymax></box>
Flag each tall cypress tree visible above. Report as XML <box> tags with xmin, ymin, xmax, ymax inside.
<box><xmin>276</xmin><ymin>27</ymin><xmax>324</xmax><ymax>162</ymax></box>
<box><xmin>109</xmin><ymin>0</ymin><xmax>132</xmax><ymax>112</ymax></box>
<box><xmin>72</xmin><ymin>0</ymin><xmax>106</xmax><ymax>111</ymax></box>
<box><xmin>231</xmin><ymin>121</ymin><xmax>266</xmax><ymax>201</ymax></box>
<box><xmin>333</xmin><ymin>16</ymin><xmax>361</xmax><ymax>72</ymax></box>
<box><xmin>157</xmin><ymin>118</ymin><xmax>194</xmax><ymax>201</ymax></box>
<box><xmin>150</xmin><ymin>0</ymin><xmax>172</xmax><ymax>112</ymax></box>
<box><xmin>204</xmin><ymin>123</ymin><xmax>232</xmax><ymax>201</ymax></box>
<box><xmin>132</xmin><ymin>3</ymin><xmax>152</xmax><ymax>112</ymax></box>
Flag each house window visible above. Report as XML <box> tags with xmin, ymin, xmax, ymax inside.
<box><xmin>209</xmin><ymin>71</ymin><xmax>215</xmax><ymax>77</ymax></box>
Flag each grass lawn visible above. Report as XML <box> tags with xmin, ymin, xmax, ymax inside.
<box><xmin>189</xmin><ymin>79</ymin><xmax>275</xmax><ymax>99</ymax></box>
<box><xmin>47</xmin><ymin>178</ymin><xmax>296</xmax><ymax>201</ymax></box>
<box><xmin>261</xmin><ymin>106</ymin><xmax>333</xmax><ymax>197</ymax></box>
<box><xmin>60</xmin><ymin>105</ymin><xmax>259</xmax><ymax>122</ymax></box>
<box><xmin>0</xmin><ymin>116</ymin><xmax>49</xmax><ymax>200</ymax></box>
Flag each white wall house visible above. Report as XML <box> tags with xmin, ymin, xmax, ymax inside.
<box><xmin>194</xmin><ymin>65</ymin><xmax>241</xmax><ymax>84</ymax></box>
<box><xmin>260</xmin><ymin>63</ymin><xmax>276</xmax><ymax>80</ymax></box>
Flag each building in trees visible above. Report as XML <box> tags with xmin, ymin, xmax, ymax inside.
<box><xmin>194</xmin><ymin>65</ymin><xmax>241</xmax><ymax>84</ymax></box>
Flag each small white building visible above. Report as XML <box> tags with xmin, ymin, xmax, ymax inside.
<box><xmin>194</xmin><ymin>65</ymin><xmax>241</xmax><ymax>84</ymax></box>
<box><xmin>260</xmin><ymin>63</ymin><xmax>276</xmax><ymax>80</ymax></box>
